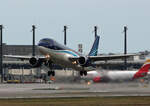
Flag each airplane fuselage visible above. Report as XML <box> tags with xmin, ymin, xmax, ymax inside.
<box><xmin>38</xmin><ymin>38</ymin><xmax>84</xmax><ymax>71</ymax></box>
<box><xmin>86</xmin><ymin>70</ymin><xmax>150</xmax><ymax>82</ymax></box>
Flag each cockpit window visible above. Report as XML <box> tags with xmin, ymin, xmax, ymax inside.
<box><xmin>39</xmin><ymin>38</ymin><xmax>53</xmax><ymax>44</ymax></box>
<box><xmin>41</xmin><ymin>39</ymin><xmax>49</xmax><ymax>43</ymax></box>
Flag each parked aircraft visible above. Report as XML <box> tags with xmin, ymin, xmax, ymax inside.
<box><xmin>4</xmin><ymin>36</ymin><xmax>136</xmax><ymax>76</ymax></box>
<box><xmin>86</xmin><ymin>60</ymin><xmax>150</xmax><ymax>82</ymax></box>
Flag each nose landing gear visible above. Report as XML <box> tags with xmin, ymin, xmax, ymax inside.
<box><xmin>47</xmin><ymin>61</ymin><xmax>55</xmax><ymax>76</ymax></box>
<box><xmin>80</xmin><ymin>71</ymin><xmax>87</xmax><ymax>76</ymax></box>
<box><xmin>48</xmin><ymin>71</ymin><xmax>55</xmax><ymax>76</ymax></box>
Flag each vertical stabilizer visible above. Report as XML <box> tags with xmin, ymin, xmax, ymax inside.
<box><xmin>88</xmin><ymin>36</ymin><xmax>100</xmax><ymax>56</ymax></box>
<box><xmin>133</xmin><ymin>59</ymin><xmax>150</xmax><ymax>79</ymax></box>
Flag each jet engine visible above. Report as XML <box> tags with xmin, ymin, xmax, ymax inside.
<box><xmin>29</xmin><ymin>57</ymin><xmax>42</xmax><ymax>67</ymax></box>
<box><xmin>78</xmin><ymin>56</ymin><xmax>88</xmax><ymax>66</ymax></box>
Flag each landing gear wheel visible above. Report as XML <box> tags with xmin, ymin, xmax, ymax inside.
<box><xmin>80</xmin><ymin>71</ymin><xmax>87</xmax><ymax>76</ymax></box>
<box><xmin>48</xmin><ymin>71</ymin><xmax>51</xmax><ymax>76</ymax></box>
<box><xmin>84</xmin><ymin>71</ymin><xmax>87</xmax><ymax>76</ymax></box>
<box><xmin>52</xmin><ymin>71</ymin><xmax>55</xmax><ymax>76</ymax></box>
<box><xmin>80</xmin><ymin>71</ymin><xmax>84</xmax><ymax>76</ymax></box>
<box><xmin>48</xmin><ymin>71</ymin><xmax>55</xmax><ymax>76</ymax></box>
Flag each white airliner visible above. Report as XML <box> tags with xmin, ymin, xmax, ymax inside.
<box><xmin>4</xmin><ymin>36</ymin><xmax>136</xmax><ymax>76</ymax></box>
<box><xmin>86</xmin><ymin>60</ymin><xmax>150</xmax><ymax>82</ymax></box>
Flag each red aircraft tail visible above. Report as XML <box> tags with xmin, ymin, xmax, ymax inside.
<box><xmin>133</xmin><ymin>60</ymin><xmax>150</xmax><ymax>79</ymax></box>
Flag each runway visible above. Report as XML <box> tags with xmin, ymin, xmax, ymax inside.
<box><xmin>0</xmin><ymin>82</ymin><xmax>150</xmax><ymax>99</ymax></box>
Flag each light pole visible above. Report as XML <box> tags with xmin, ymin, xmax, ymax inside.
<box><xmin>0</xmin><ymin>25</ymin><xmax>3</xmax><ymax>83</ymax></box>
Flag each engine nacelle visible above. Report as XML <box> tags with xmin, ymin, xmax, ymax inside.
<box><xmin>29</xmin><ymin>57</ymin><xmax>42</xmax><ymax>68</ymax></box>
<box><xmin>78</xmin><ymin>56</ymin><xmax>88</xmax><ymax>66</ymax></box>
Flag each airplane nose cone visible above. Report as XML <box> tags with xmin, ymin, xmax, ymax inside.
<box><xmin>38</xmin><ymin>42</ymin><xmax>44</xmax><ymax>46</ymax></box>
<box><xmin>38</xmin><ymin>46</ymin><xmax>45</xmax><ymax>51</ymax></box>
<box><xmin>37</xmin><ymin>46</ymin><xmax>47</xmax><ymax>54</ymax></box>
<box><xmin>38</xmin><ymin>38</ymin><xmax>54</xmax><ymax>49</ymax></box>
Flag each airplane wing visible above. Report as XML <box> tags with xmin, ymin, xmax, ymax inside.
<box><xmin>88</xmin><ymin>54</ymin><xmax>137</xmax><ymax>61</ymax></box>
<box><xmin>3</xmin><ymin>55</ymin><xmax>46</xmax><ymax>60</ymax></box>
<box><xmin>69</xmin><ymin>54</ymin><xmax>138</xmax><ymax>62</ymax></box>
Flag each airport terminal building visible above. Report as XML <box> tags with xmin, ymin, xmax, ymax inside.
<box><xmin>3</xmin><ymin>44</ymin><xmax>40</xmax><ymax>57</ymax></box>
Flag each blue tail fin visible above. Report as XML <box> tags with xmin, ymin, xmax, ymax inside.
<box><xmin>88</xmin><ymin>36</ymin><xmax>100</xmax><ymax>56</ymax></box>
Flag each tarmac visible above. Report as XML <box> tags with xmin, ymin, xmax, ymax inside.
<box><xmin>0</xmin><ymin>82</ymin><xmax>150</xmax><ymax>99</ymax></box>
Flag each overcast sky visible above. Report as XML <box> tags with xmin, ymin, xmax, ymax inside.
<box><xmin>0</xmin><ymin>0</ymin><xmax>150</xmax><ymax>54</ymax></box>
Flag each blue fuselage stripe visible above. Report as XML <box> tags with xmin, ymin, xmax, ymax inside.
<box><xmin>55</xmin><ymin>50</ymin><xmax>79</xmax><ymax>57</ymax></box>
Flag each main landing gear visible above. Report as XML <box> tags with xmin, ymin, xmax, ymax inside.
<box><xmin>80</xmin><ymin>71</ymin><xmax>87</xmax><ymax>76</ymax></box>
<box><xmin>48</xmin><ymin>71</ymin><xmax>55</xmax><ymax>76</ymax></box>
<box><xmin>47</xmin><ymin>61</ymin><xmax>55</xmax><ymax>76</ymax></box>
